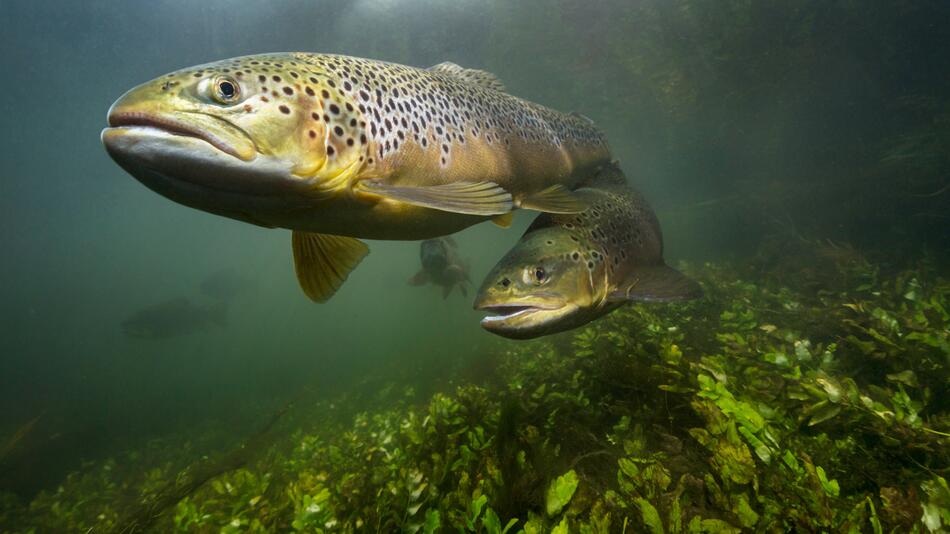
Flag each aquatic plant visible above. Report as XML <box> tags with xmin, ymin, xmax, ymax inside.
<box><xmin>2</xmin><ymin>256</ymin><xmax>948</xmax><ymax>532</ymax></box>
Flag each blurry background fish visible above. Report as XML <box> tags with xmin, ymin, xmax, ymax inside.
<box><xmin>120</xmin><ymin>269</ymin><xmax>255</xmax><ymax>339</ymax></box>
<box><xmin>408</xmin><ymin>237</ymin><xmax>472</xmax><ymax>299</ymax></box>
<box><xmin>121</xmin><ymin>298</ymin><xmax>227</xmax><ymax>339</ymax></box>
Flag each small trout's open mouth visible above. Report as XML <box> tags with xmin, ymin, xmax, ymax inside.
<box><xmin>106</xmin><ymin>111</ymin><xmax>256</xmax><ymax>161</ymax></box>
<box><xmin>475</xmin><ymin>297</ymin><xmax>569</xmax><ymax>326</ymax></box>
<box><xmin>474</xmin><ymin>295</ymin><xmax>578</xmax><ymax>339</ymax></box>
<box><xmin>478</xmin><ymin>304</ymin><xmax>556</xmax><ymax>323</ymax></box>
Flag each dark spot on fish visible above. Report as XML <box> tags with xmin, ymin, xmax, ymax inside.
<box><xmin>308</xmin><ymin>130</ymin><xmax>316</xmax><ymax>138</ymax></box>
<box><xmin>329</xmin><ymin>104</ymin><xmax>340</xmax><ymax>114</ymax></box>
<box><xmin>279</xmin><ymin>105</ymin><xmax>290</xmax><ymax>114</ymax></box>
<box><xmin>327</xmin><ymin>145</ymin><xmax>335</xmax><ymax>156</ymax></box>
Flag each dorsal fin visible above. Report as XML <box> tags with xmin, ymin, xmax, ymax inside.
<box><xmin>570</xmin><ymin>111</ymin><xmax>596</xmax><ymax>124</ymax></box>
<box><xmin>428</xmin><ymin>62</ymin><xmax>505</xmax><ymax>92</ymax></box>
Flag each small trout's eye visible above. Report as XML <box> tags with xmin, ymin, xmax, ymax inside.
<box><xmin>500</xmin><ymin>277</ymin><xmax>511</xmax><ymax>288</ymax></box>
<box><xmin>522</xmin><ymin>266</ymin><xmax>548</xmax><ymax>285</ymax></box>
<box><xmin>534</xmin><ymin>267</ymin><xmax>547</xmax><ymax>283</ymax></box>
<box><xmin>212</xmin><ymin>76</ymin><xmax>241</xmax><ymax>104</ymax></box>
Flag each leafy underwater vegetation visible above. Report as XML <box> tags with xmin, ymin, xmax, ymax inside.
<box><xmin>1</xmin><ymin>249</ymin><xmax>948</xmax><ymax>533</ymax></box>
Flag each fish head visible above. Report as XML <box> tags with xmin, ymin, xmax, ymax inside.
<box><xmin>102</xmin><ymin>54</ymin><xmax>365</xmax><ymax>224</ymax></box>
<box><xmin>474</xmin><ymin>227</ymin><xmax>602</xmax><ymax>339</ymax></box>
<box><xmin>420</xmin><ymin>239</ymin><xmax>450</xmax><ymax>272</ymax></box>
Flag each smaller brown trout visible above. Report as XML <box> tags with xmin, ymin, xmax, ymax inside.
<box><xmin>474</xmin><ymin>163</ymin><xmax>701</xmax><ymax>339</ymax></box>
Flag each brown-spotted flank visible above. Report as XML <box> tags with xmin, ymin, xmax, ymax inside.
<box><xmin>102</xmin><ymin>53</ymin><xmax>613</xmax><ymax>302</ymax></box>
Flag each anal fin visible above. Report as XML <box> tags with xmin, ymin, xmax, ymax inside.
<box><xmin>519</xmin><ymin>184</ymin><xmax>588</xmax><ymax>214</ymax></box>
<box><xmin>292</xmin><ymin>231</ymin><xmax>369</xmax><ymax>302</ymax></box>
<box><xmin>608</xmin><ymin>264</ymin><xmax>703</xmax><ymax>303</ymax></box>
<box><xmin>361</xmin><ymin>180</ymin><xmax>513</xmax><ymax>216</ymax></box>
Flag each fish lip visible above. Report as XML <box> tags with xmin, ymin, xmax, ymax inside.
<box><xmin>106</xmin><ymin>110</ymin><xmax>255</xmax><ymax>161</ymax></box>
<box><xmin>475</xmin><ymin>301</ymin><xmax>564</xmax><ymax>323</ymax></box>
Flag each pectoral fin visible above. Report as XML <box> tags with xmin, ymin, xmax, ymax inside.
<box><xmin>292</xmin><ymin>231</ymin><xmax>369</xmax><ymax>302</ymax></box>
<box><xmin>519</xmin><ymin>185</ymin><xmax>588</xmax><ymax>214</ymax></box>
<box><xmin>361</xmin><ymin>180</ymin><xmax>513</xmax><ymax>216</ymax></box>
<box><xmin>607</xmin><ymin>264</ymin><xmax>703</xmax><ymax>303</ymax></box>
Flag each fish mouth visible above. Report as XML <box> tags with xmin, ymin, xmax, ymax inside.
<box><xmin>475</xmin><ymin>298</ymin><xmax>576</xmax><ymax>339</ymax></box>
<box><xmin>106</xmin><ymin>110</ymin><xmax>256</xmax><ymax>161</ymax></box>
<box><xmin>477</xmin><ymin>303</ymin><xmax>559</xmax><ymax>323</ymax></box>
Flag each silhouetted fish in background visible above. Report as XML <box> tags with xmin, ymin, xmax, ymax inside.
<box><xmin>121</xmin><ymin>298</ymin><xmax>227</xmax><ymax>339</ymax></box>
<box><xmin>409</xmin><ymin>237</ymin><xmax>472</xmax><ymax>299</ymax></box>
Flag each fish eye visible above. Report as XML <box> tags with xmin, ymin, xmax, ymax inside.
<box><xmin>500</xmin><ymin>277</ymin><xmax>511</xmax><ymax>288</ymax></box>
<box><xmin>212</xmin><ymin>76</ymin><xmax>241</xmax><ymax>104</ymax></box>
<box><xmin>534</xmin><ymin>267</ymin><xmax>547</xmax><ymax>283</ymax></box>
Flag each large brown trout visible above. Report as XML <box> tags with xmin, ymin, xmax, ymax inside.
<box><xmin>474</xmin><ymin>163</ymin><xmax>702</xmax><ymax>339</ymax></box>
<box><xmin>101</xmin><ymin>53</ymin><xmax>611</xmax><ymax>301</ymax></box>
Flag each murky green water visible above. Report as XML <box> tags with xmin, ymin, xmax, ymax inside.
<box><xmin>1</xmin><ymin>1</ymin><xmax>948</xmax><ymax>531</ymax></box>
